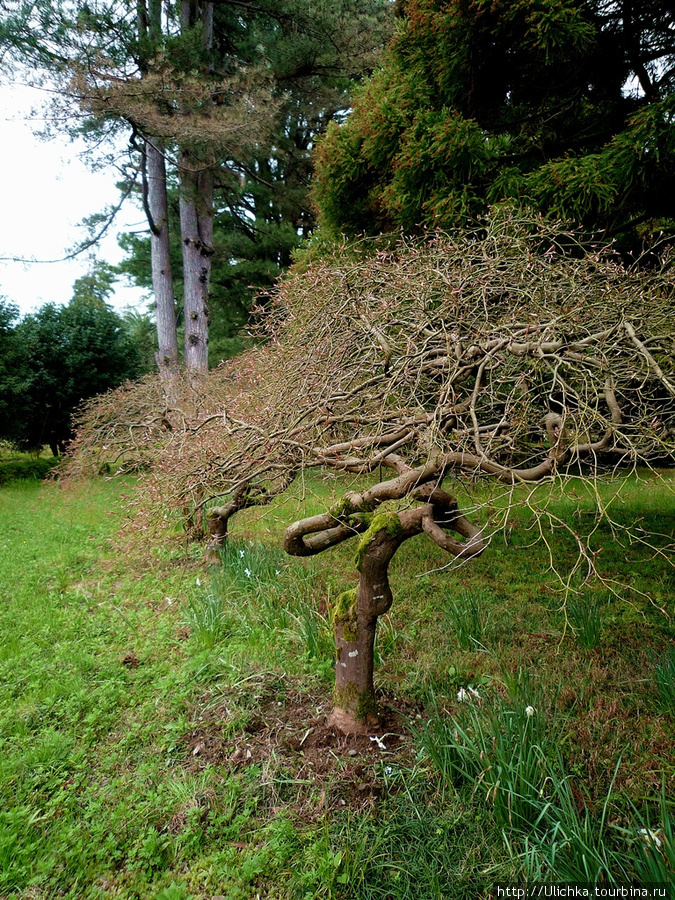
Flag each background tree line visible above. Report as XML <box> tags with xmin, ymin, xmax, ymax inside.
<box><xmin>0</xmin><ymin>0</ymin><xmax>391</xmax><ymax>450</ymax></box>
<box><xmin>1</xmin><ymin>0</ymin><xmax>674</xmax><ymax>454</ymax></box>
<box><xmin>0</xmin><ymin>271</ymin><xmax>143</xmax><ymax>455</ymax></box>
<box><xmin>1</xmin><ymin>0</ymin><xmax>393</xmax><ymax>381</ymax></box>
<box><xmin>313</xmin><ymin>0</ymin><xmax>675</xmax><ymax>248</ymax></box>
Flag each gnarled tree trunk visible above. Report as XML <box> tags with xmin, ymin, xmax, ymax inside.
<box><xmin>284</xmin><ymin>478</ymin><xmax>486</xmax><ymax>734</ymax></box>
<box><xmin>329</xmin><ymin>515</ymin><xmax>406</xmax><ymax>733</ymax></box>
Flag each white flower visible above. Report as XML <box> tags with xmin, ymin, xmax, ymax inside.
<box><xmin>525</xmin><ymin>705</ymin><xmax>535</xmax><ymax>717</ymax></box>
<box><xmin>370</xmin><ymin>735</ymin><xmax>386</xmax><ymax>750</ymax></box>
<box><xmin>458</xmin><ymin>686</ymin><xmax>480</xmax><ymax>702</ymax></box>
<box><xmin>639</xmin><ymin>828</ymin><xmax>663</xmax><ymax>849</ymax></box>
<box><xmin>165</xmin><ymin>597</ymin><xmax>173</xmax><ymax>605</ymax></box>
<box><xmin>275</xmin><ymin>570</ymin><xmax>281</xmax><ymax>576</ymax></box>
<box><xmin>385</xmin><ymin>766</ymin><xmax>393</xmax><ymax>775</ymax></box>
<box><xmin>239</xmin><ymin>549</ymin><xmax>245</xmax><ymax>558</ymax></box>
<box><xmin>195</xmin><ymin>577</ymin><xmax>201</xmax><ymax>587</ymax></box>
<box><xmin>244</xmin><ymin>568</ymin><xmax>251</xmax><ymax>578</ymax></box>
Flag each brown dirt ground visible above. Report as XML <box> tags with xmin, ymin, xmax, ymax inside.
<box><xmin>182</xmin><ymin>677</ymin><xmax>423</xmax><ymax>821</ymax></box>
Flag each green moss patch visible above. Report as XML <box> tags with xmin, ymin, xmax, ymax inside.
<box><xmin>354</xmin><ymin>512</ymin><xmax>403</xmax><ymax>571</ymax></box>
<box><xmin>332</xmin><ymin>587</ymin><xmax>359</xmax><ymax>640</ymax></box>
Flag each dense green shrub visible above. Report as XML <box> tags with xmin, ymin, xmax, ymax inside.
<box><xmin>0</xmin><ymin>456</ymin><xmax>61</xmax><ymax>485</ymax></box>
<box><xmin>313</xmin><ymin>0</ymin><xmax>675</xmax><ymax>246</ymax></box>
<box><xmin>0</xmin><ymin>297</ymin><xmax>141</xmax><ymax>456</ymax></box>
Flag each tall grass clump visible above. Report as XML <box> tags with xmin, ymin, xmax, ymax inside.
<box><xmin>418</xmin><ymin>672</ymin><xmax>675</xmax><ymax>886</ymax></box>
<box><xmin>514</xmin><ymin>770</ymin><xmax>675</xmax><ymax>886</ymax></box>
<box><xmin>417</xmin><ymin>672</ymin><xmax>561</xmax><ymax>830</ymax></box>
<box><xmin>626</xmin><ymin>787</ymin><xmax>675</xmax><ymax>886</ymax></box>
<box><xmin>183</xmin><ymin>592</ymin><xmax>230</xmax><ymax>649</ymax></box>
<box><xmin>567</xmin><ymin>594</ymin><xmax>603</xmax><ymax>650</ymax></box>
<box><xmin>201</xmin><ymin>538</ymin><xmax>333</xmax><ymax>668</ymax></box>
<box><xmin>653</xmin><ymin>646</ymin><xmax>675</xmax><ymax>713</ymax></box>
<box><xmin>512</xmin><ymin>763</ymin><xmax>624</xmax><ymax>884</ymax></box>
<box><xmin>217</xmin><ymin>538</ymin><xmax>289</xmax><ymax>593</ymax></box>
<box><xmin>445</xmin><ymin>590</ymin><xmax>485</xmax><ymax>650</ymax></box>
<box><xmin>286</xmin><ymin>602</ymin><xmax>332</xmax><ymax>662</ymax></box>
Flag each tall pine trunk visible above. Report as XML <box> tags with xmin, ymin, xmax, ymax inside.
<box><xmin>137</xmin><ymin>0</ymin><xmax>179</xmax><ymax>389</ymax></box>
<box><xmin>179</xmin><ymin>0</ymin><xmax>214</xmax><ymax>373</ymax></box>
<box><xmin>179</xmin><ymin>160</ymin><xmax>213</xmax><ymax>372</ymax></box>
<box><xmin>147</xmin><ymin>139</ymin><xmax>179</xmax><ymax>382</ymax></box>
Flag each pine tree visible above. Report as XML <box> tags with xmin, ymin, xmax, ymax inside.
<box><xmin>1</xmin><ymin>0</ymin><xmax>392</xmax><ymax>374</ymax></box>
<box><xmin>313</xmin><ymin>0</ymin><xmax>675</xmax><ymax>245</ymax></box>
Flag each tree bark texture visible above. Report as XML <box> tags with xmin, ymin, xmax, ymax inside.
<box><xmin>204</xmin><ymin>483</ymin><xmax>267</xmax><ymax>564</ymax></box>
<box><xmin>147</xmin><ymin>140</ymin><xmax>179</xmax><ymax>383</ymax></box>
<box><xmin>329</xmin><ymin>519</ymin><xmax>404</xmax><ymax>733</ymax></box>
<box><xmin>179</xmin><ymin>1</ymin><xmax>215</xmax><ymax>373</ymax></box>
<box><xmin>283</xmin><ymin>476</ymin><xmax>486</xmax><ymax>733</ymax></box>
<box><xmin>179</xmin><ymin>160</ymin><xmax>213</xmax><ymax>372</ymax></box>
<box><xmin>137</xmin><ymin>1</ymin><xmax>178</xmax><ymax>389</ymax></box>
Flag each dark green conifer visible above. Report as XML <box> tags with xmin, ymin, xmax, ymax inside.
<box><xmin>313</xmin><ymin>0</ymin><xmax>675</xmax><ymax>246</ymax></box>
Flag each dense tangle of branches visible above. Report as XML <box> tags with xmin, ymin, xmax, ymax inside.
<box><xmin>70</xmin><ymin>209</ymin><xmax>675</xmax><ymax>516</ymax></box>
<box><xmin>67</xmin><ymin>208</ymin><xmax>675</xmax><ymax>729</ymax></box>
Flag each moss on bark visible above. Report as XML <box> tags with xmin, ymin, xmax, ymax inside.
<box><xmin>354</xmin><ymin>512</ymin><xmax>403</xmax><ymax>571</ymax></box>
<box><xmin>332</xmin><ymin>681</ymin><xmax>377</xmax><ymax>723</ymax></box>
<box><xmin>331</xmin><ymin>587</ymin><xmax>359</xmax><ymax>640</ymax></box>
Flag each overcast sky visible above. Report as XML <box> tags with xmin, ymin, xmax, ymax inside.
<box><xmin>0</xmin><ymin>82</ymin><xmax>148</xmax><ymax>316</ymax></box>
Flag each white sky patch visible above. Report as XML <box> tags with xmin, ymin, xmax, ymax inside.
<box><xmin>0</xmin><ymin>82</ymin><xmax>148</xmax><ymax>316</ymax></box>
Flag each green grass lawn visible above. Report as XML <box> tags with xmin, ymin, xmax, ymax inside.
<box><xmin>0</xmin><ymin>472</ymin><xmax>673</xmax><ymax>898</ymax></box>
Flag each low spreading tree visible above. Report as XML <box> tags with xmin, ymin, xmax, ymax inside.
<box><xmin>68</xmin><ymin>210</ymin><xmax>675</xmax><ymax>732</ymax></box>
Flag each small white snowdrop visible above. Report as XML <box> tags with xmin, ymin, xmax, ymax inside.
<box><xmin>639</xmin><ymin>828</ymin><xmax>663</xmax><ymax>849</ymax></box>
<box><xmin>457</xmin><ymin>686</ymin><xmax>480</xmax><ymax>702</ymax></box>
<box><xmin>244</xmin><ymin>567</ymin><xmax>252</xmax><ymax>578</ymax></box>
<box><xmin>275</xmin><ymin>570</ymin><xmax>281</xmax><ymax>576</ymax></box>
<box><xmin>525</xmin><ymin>705</ymin><xmax>535</xmax><ymax>717</ymax></box>
<box><xmin>239</xmin><ymin>549</ymin><xmax>245</xmax><ymax>558</ymax></box>
<box><xmin>370</xmin><ymin>735</ymin><xmax>387</xmax><ymax>750</ymax></box>
<box><xmin>195</xmin><ymin>577</ymin><xmax>201</xmax><ymax>587</ymax></box>
<box><xmin>385</xmin><ymin>766</ymin><xmax>393</xmax><ymax>775</ymax></box>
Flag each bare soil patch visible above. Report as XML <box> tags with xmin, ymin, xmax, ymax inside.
<box><xmin>182</xmin><ymin>676</ymin><xmax>421</xmax><ymax>820</ymax></box>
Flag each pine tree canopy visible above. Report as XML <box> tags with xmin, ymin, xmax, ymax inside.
<box><xmin>313</xmin><ymin>0</ymin><xmax>675</xmax><ymax>246</ymax></box>
<box><xmin>0</xmin><ymin>0</ymin><xmax>393</xmax><ymax>367</ymax></box>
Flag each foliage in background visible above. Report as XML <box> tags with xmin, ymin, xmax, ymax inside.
<box><xmin>112</xmin><ymin>0</ymin><xmax>394</xmax><ymax>366</ymax></box>
<box><xmin>313</xmin><ymin>0</ymin><xmax>675</xmax><ymax>247</ymax></box>
<box><xmin>0</xmin><ymin>0</ymin><xmax>393</xmax><ymax>370</ymax></box>
<box><xmin>0</xmin><ymin>286</ymin><xmax>141</xmax><ymax>455</ymax></box>
<box><xmin>0</xmin><ymin>455</ymin><xmax>60</xmax><ymax>484</ymax></box>
<box><xmin>0</xmin><ymin>299</ymin><xmax>22</xmax><ymax>445</ymax></box>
